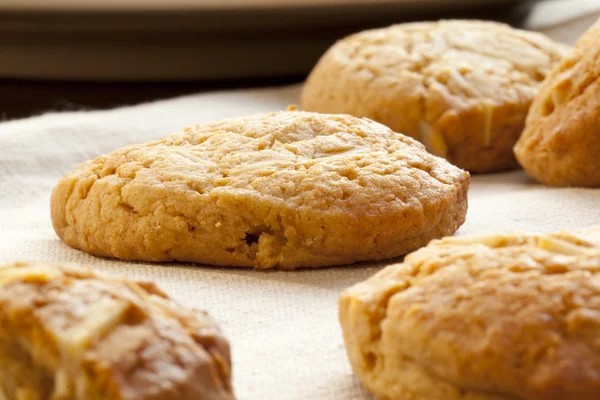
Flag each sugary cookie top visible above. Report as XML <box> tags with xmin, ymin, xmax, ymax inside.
<box><xmin>302</xmin><ymin>20</ymin><xmax>568</xmax><ymax>151</ymax></box>
<box><xmin>0</xmin><ymin>262</ymin><xmax>233</xmax><ymax>400</ymax></box>
<box><xmin>514</xmin><ymin>18</ymin><xmax>600</xmax><ymax>186</ymax></box>
<box><xmin>69</xmin><ymin>110</ymin><xmax>468</xmax><ymax>216</ymax></box>
<box><xmin>519</xmin><ymin>16</ymin><xmax>600</xmax><ymax>130</ymax></box>
<box><xmin>343</xmin><ymin>228</ymin><xmax>600</xmax><ymax>400</ymax></box>
<box><xmin>314</xmin><ymin>19</ymin><xmax>565</xmax><ymax>102</ymax></box>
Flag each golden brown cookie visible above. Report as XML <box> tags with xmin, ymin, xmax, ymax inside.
<box><xmin>514</xmin><ymin>18</ymin><xmax>600</xmax><ymax>187</ymax></box>
<box><xmin>301</xmin><ymin>20</ymin><xmax>568</xmax><ymax>173</ymax></box>
<box><xmin>51</xmin><ymin>110</ymin><xmax>469</xmax><ymax>269</ymax></box>
<box><xmin>339</xmin><ymin>227</ymin><xmax>600</xmax><ymax>400</ymax></box>
<box><xmin>0</xmin><ymin>262</ymin><xmax>233</xmax><ymax>400</ymax></box>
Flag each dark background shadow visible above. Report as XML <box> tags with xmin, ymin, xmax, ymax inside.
<box><xmin>0</xmin><ymin>0</ymin><xmax>535</xmax><ymax>120</ymax></box>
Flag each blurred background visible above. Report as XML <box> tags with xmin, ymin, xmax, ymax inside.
<box><xmin>0</xmin><ymin>0</ymin><xmax>590</xmax><ymax>120</ymax></box>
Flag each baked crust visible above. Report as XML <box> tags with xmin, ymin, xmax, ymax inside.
<box><xmin>51</xmin><ymin>110</ymin><xmax>469</xmax><ymax>269</ymax></box>
<box><xmin>514</xmin><ymin>18</ymin><xmax>600</xmax><ymax>187</ymax></box>
<box><xmin>302</xmin><ymin>20</ymin><xmax>568</xmax><ymax>173</ymax></box>
<box><xmin>0</xmin><ymin>262</ymin><xmax>234</xmax><ymax>400</ymax></box>
<box><xmin>340</xmin><ymin>227</ymin><xmax>600</xmax><ymax>400</ymax></box>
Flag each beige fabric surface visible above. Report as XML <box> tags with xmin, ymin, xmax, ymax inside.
<box><xmin>1</xmin><ymin>3</ymin><xmax>600</xmax><ymax>399</ymax></box>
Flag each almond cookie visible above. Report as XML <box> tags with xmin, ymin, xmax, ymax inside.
<box><xmin>51</xmin><ymin>110</ymin><xmax>469</xmax><ymax>269</ymax></box>
<box><xmin>301</xmin><ymin>20</ymin><xmax>568</xmax><ymax>173</ymax></box>
<box><xmin>0</xmin><ymin>262</ymin><xmax>234</xmax><ymax>400</ymax></box>
<box><xmin>340</xmin><ymin>227</ymin><xmax>600</xmax><ymax>400</ymax></box>
<box><xmin>514</xmin><ymin>18</ymin><xmax>600</xmax><ymax>187</ymax></box>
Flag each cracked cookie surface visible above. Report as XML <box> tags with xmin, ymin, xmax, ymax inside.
<box><xmin>51</xmin><ymin>110</ymin><xmax>469</xmax><ymax>269</ymax></box>
<box><xmin>301</xmin><ymin>20</ymin><xmax>568</xmax><ymax>173</ymax></box>
<box><xmin>340</xmin><ymin>227</ymin><xmax>600</xmax><ymax>400</ymax></box>
<box><xmin>0</xmin><ymin>262</ymin><xmax>233</xmax><ymax>400</ymax></box>
<box><xmin>514</xmin><ymin>18</ymin><xmax>600</xmax><ymax>187</ymax></box>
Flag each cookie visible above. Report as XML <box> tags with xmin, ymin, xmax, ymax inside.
<box><xmin>514</xmin><ymin>18</ymin><xmax>600</xmax><ymax>187</ymax></box>
<box><xmin>0</xmin><ymin>262</ymin><xmax>233</xmax><ymax>400</ymax></box>
<box><xmin>301</xmin><ymin>20</ymin><xmax>568</xmax><ymax>173</ymax></box>
<box><xmin>339</xmin><ymin>227</ymin><xmax>600</xmax><ymax>400</ymax></box>
<box><xmin>51</xmin><ymin>110</ymin><xmax>469</xmax><ymax>269</ymax></box>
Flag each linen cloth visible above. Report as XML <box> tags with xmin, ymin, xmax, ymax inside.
<box><xmin>1</xmin><ymin>2</ymin><xmax>600</xmax><ymax>399</ymax></box>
